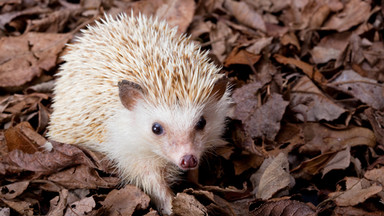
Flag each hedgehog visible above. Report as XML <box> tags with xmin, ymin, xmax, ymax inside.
<box><xmin>47</xmin><ymin>13</ymin><xmax>231</xmax><ymax>215</ymax></box>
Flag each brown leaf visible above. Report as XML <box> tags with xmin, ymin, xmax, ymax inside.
<box><xmin>244</xmin><ymin>93</ymin><xmax>289</xmax><ymax>141</ymax></box>
<box><xmin>274</xmin><ymin>54</ymin><xmax>326</xmax><ymax>84</ymax></box>
<box><xmin>48</xmin><ymin>189</ymin><xmax>68</xmax><ymax>216</ymax></box>
<box><xmin>0</xmin><ymin>181</ymin><xmax>30</xmax><ymax>199</ymax></box>
<box><xmin>224</xmin><ymin>0</ymin><xmax>266</xmax><ymax>32</ymax></box>
<box><xmin>209</xmin><ymin>20</ymin><xmax>236</xmax><ymax>62</ymax></box>
<box><xmin>1</xmin><ymin>199</ymin><xmax>34</xmax><ymax>216</ymax></box>
<box><xmin>291</xmin><ymin>151</ymin><xmax>339</xmax><ymax>178</ymax></box>
<box><xmin>329</xmin><ymin>177</ymin><xmax>382</xmax><ymax>206</ymax></box>
<box><xmin>321</xmin><ymin>146</ymin><xmax>351</xmax><ymax>177</ymax></box>
<box><xmin>232</xmin><ymin>81</ymin><xmax>263</xmax><ymax>122</ymax></box>
<box><xmin>364</xmin><ymin>108</ymin><xmax>384</xmax><ymax>147</ymax></box>
<box><xmin>327</xmin><ymin>69</ymin><xmax>384</xmax><ymax>110</ymax></box>
<box><xmin>290</xmin><ymin>76</ymin><xmax>345</xmax><ymax>122</ymax></box>
<box><xmin>333</xmin><ymin>206</ymin><xmax>384</xmax><ymax>216</ymax></box>
<box><xmin>4</xmin><ymin>121</ymin><xmax>46</xmax><ymax>154</ymax></box>
<box><xmin>224</xmin><ymin>48</ymin><xmax>261</xmax><ymax>67</ymax></box>
<box><xmin>251</xmin><ymin>153</ymin><xmax>295</xmax><ymax>200</ymax></box>
<box><xmin>0</xmin><ymin>32</ymin><xmax>70</xmax><ymax>88</ymax></box>
<box><xmin>48</xmin><ymin>165</ymin><xmax>119</xmax><ymax>189</ymax></box>
<box><xmin>310</xmin><ymin>32</ymin><xmax>351</xmax><ymax>64</ymax></box>
<box><xmin>364</xmin><ymin>167</ymin><xmax>384</xmax><ymax>186</ymax></box>
<box><xmin>173</xmin><ymin>193</ymin><xmax>207</xmax><ymax>216</ymax></box>
<box><xmin>251</xmin><ymin>199</ymin><xmax>315</xmax><ymax>216</ymax></box>
<box><xmin>323</xmin><ymin>0</ymin><xmax>371</xmax><ymax>32</ymax></box>
<box><xmin>245</xmin><ymin>37</ymin><xmax>273</xmax><ymax>55</ymax></box>
<box><xmin>65</xmin><ymin>196</ymin><xmax>96</xmax><ymax>216</ymax></box>
<box><xmin>299</xmin><ymin>123</ymin><xmax>376</xmax><ymax>154</ymax></box>
<box><xmin>156</xmin><ymin>0</ymin><xmax>196</xmax><ymax>34</ymax></box>
<box><xmin>101</xmin><ymin>185</ymin><xmax>151</xmax><ymax>216</ymax></box>
<box><xmin>0</xmin><ymin>141</ymin><xmax>102</xmax><ymax>176</ymax></box>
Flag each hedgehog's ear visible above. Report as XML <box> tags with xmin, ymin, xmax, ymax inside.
<box><xmin>210</xmin><ymin>78</ymin><xmax>228</xmax><ymax>101</ymax></box>
<box><xmin>118</xmin><ymin>80</ymin><xmax>144</xmax><ymax>110</ymax></box>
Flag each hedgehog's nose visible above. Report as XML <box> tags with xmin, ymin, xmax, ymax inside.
<box><xmin>180</xmin><ymin>155</ymin><xmax>198</xmax><ymax>169</ymax></box>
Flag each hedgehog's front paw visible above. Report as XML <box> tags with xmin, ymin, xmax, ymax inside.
<box><xmin>154</xmin><ymin>193</ymin><xmax>173</xmax><ymax>216</ymax></box>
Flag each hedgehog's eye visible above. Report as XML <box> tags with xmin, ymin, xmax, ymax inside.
<box><xmin>195</xmin><ymin>116</ymin><xmax>206</xmax><ymax>130</ymax></box>
<box><xmin>152</xmin><ymin>122</ymin><xmax>164</xmax><ymax>135</ymax></box>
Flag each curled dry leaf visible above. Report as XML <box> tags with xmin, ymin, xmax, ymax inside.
<box><xmin>321</xmin><ymin>146</ymin><xmax>351</xmax><ymax>177</ymax></box>
<box><xmin>329</xmin><ymin>177</ymin><xmax>382</xmax><ymax>206</ymax></box>
<box><xmin>48</xmin><ymin>165</ymin><xmax>119</xmax><ymax>189</ymax></box>
<box><xmin>328</xmin><ymin>69</ymin><xmax>384</xmax><ymax>110</ymax></box>
<box><xmin>64</xmin><ymin>196</ymin><xmax>96</xmax><ymax>216</ymax></box>
<box><xmin>251</xmin><ymin>153</ymin><xmax>295</xmax><ymax>200</ymax></box>
<box><xmin>245</xmin><ymin>37</ymin><xmax>273</xmax><ymax>55</ymax></box>
<box><xmin>235</xmin><ymin>92</ymin><xmax>288</xmax><ymax>141</ymax></box>
<box><xmin>156</xmin><ymin>0</ymin><xmax>195</xmax><ymax>34</ymax></box>
<box><xmin>173</xmin><ymin>193</ymin><xmax>207</xmax><ymax>216</ymax></box>
<box><xmin>224</xmin><ymin>47</ymin><xmax>261</xmax><ymax>67</ymax></box>
<box><xmin>290</xmin><ymin>76</ymin><xmax>345</xmax><ymax>122</ymax></box>
<box><xmin>4</xmin><ymin>121</ymin><xmax>46</xmax><ymax>154</ymax></box>
<box><xmin>0</xmin><ymin>141</ymin><xmax>100</xmax><ymax>176</ymax></box>
<box><xmin>299</xmin><ymin>123</ymin><xmax>376</xmax><ymax>154</ymax></box>
<box><xmin>232</xmin><ymin>81</ymin><xmax>263</xmax><ymax>122</ymax></box>
<box><xmin>251</xmin><ymin>199</ymin><xmax>315</xmax><ymax>216</ymax></box>
<box><xmin>310</xmin><ymin>32</ymin><xmax>351</xmax><ymax>64</ymax></box>
<box><xmin>101</xmin><ymin>185</ymin><xmax>150</xmax><ymax>216</ymax></box>
<box><xmin>0</xmin><ymin>32</ymin><xmax>70</xmax><ymax>88</ymax></box>
<box><xmin>48</xmin><ymin>189</ymin><xmax>68</xmax><ymax>216</ymax></box>
<box><xmin>364</xmin><ymin>167</ymin><xmax>384</xmax><ymax>186</ymax></box>
<box><xmin>274</xmin><ymin>54</ymin><xmax>326</xmax><ymax>84</ymax></box>
<box><xmin>224</xmin><ymin>0</ymin><xmax>266</xmax><ymax>32</ymax></box>
<box><xmin>1</xmin><ymin>199</ymin><xmax>33</xmax><ymax>216</ymax></box>
<box><xmin>0</xmin><ymin>181</ymin><xmax>30</xmax><ymax>199</ymax></box>
<box><xmin>323</xmin><ymin>0</ymin><xmax>371</xmax><ymax>32</ymax></box>
<box><xmin>209</xmin><ymin>20</ymin><xmax>235</xmax><ymax>62</ymax></box>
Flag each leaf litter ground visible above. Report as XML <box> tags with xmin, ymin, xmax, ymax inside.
<box><xmin>0</xmin><ymin>0</ymin><xmax>384</xmax><ymax>215</ymax></box>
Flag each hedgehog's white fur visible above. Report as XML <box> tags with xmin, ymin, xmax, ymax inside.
<box><xmin>47</xmin><ymin>13</ymin><xmax>230</xmax><ymax>215</ymax></box>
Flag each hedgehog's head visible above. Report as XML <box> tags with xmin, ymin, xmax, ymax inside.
<box><xmin>117</xmin><ymin>79</ymin><xmax>229</xmax><ymax>170</ymax></box>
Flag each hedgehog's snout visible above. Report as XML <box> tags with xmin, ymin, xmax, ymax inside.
<box><xmin>180</xmin><ymin>154</ymin><xmax>198</xmax><ymax>169</ymax></box>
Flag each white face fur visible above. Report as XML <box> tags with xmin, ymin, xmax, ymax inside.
<box><xmin>103</xmin><ymin>91</ymin><xmax>228</xmax><ymax>174</ymax></box>
<box><xmin>102</xmin><ymin>79</ymin><xmax>229</xmax><ymax>173</ymax></box>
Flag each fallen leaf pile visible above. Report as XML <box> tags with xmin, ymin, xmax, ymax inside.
<box><xmin>1</xmin><ymin>0</ymin><xmax>383</xmax><ymax>215</ymax></box>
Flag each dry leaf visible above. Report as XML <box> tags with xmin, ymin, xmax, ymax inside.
<box><xmin>156</xmin><ymin>0</ymin><xmax>195</xmax><ymax>33</ymax></box>
<box><xmin>48</xmin><ymin>165</ymin><xmax>119</xmax><ymax>189</ymax></box>
<box><xmin>299</xmin><ymin>123</ymin><xmax>376</xmax><ymax>154</ymax></box>
<box><xmin>290</xmin><ymin>76</ymin><xmax>345</xmax><ymax>122</ymax></box>
<box><xmin>328</xmin><ymin>69</ymin><xmax>384</xmax><ymax>110</ymax></box>
<box><xmin>246</xmin><ymin>37</ymin><xmax>273</xmax><ymax>55</ymax></box>
<box><xmin>0</xmin><ymin>141</ymin><xmax>101</xmax><ymax>176</ymax></box>
<box><xmin>0</xmin><ymin>181</ymin><xmax>29</xmax><ymax>199</ymax></box>
<box><xmin>173</xmin><ymin>193</ymin><xmax>207</xmax><ymax>216</ymax></box>
<box><xmin>310</xmin><ymin>32</ymin><xmax>351</xmax><ymax>64</ymax></box>
<box><xmin>323</xmin><ymin>0</ymin><xmax>371</xmax><ymax>32</ymax></box>
<box><xmin>274</xmin><ymin>54</ymin><xmax>326</xmax><ymax>84</ymax></box>
<box><xmin>4</xmin><ymin>121</ymin><xmax>46</xmax><ymax>154</ymax></box>
<box><xmin>251</xmin><ymin>199</ymin><xmax>315</xmax><ymax>215</ymax></box>
<box><xmin>251</xmin><ymin>153</ymin><xmax>295</xmax><ymax>200</ymax></box>
<box><xmin>329</xmin><ymin>177</ymin><xmax>382</xmax><ymax>206</ymax></box>
<box><xmin>47</xmin><ymin>189</ymin><xmax>68</xmax><ymax>216</ymax></box>
<box><xmin>101</xmin><ymin>185</ymin><xmax>151</xmax><ymax>216</ymax></box>
<box><xmin>237</xmin><ymin>93</ymin><xmax>288</xmax><ymax>141</ymax></box>
<box><xmin>364</xmin><ymin>167</ymin><xmax>384</xmax><ymax>186</ymax></box>
<box><xmin>64</xmin><ymin>196</ymin><xmax>96</xmax><ymax>216</ymax></box>
<box><xmin>224</xmin><ymin>0</ymin><xmax>266</xmax><ymax>32</ymax></box>
<box><xmin>209</xmin><ymin>20</ymin><xmax>235</xmax><ymax>62</ymax></box>
<box><xmin>1</xmin><ymin>199</ymin><xmax>34</xmax><ymax>216</ymax></box>
<box><xmin>0</xmin><ymin>32</ymin><xmax>70</xmax><ymax>88</ymax></box>
<box><xmin>321</xmin><ymin>146</ymin><xmax>350</xmax><ymax>177</ymax></box>
<box><xmin>224</xmin><ymin>48</ymin><xmax>261</xmax><ymax>67</ymax></box>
